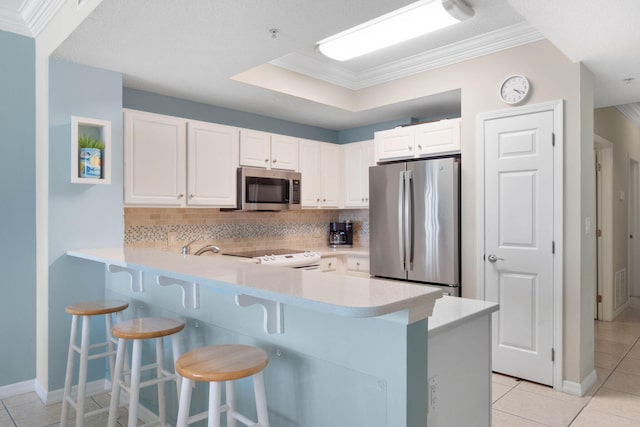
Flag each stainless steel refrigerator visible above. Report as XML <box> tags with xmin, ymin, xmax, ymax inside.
<box><xmin>369</xmin><ymin>156</ymin><xmax>460</xmax><ymax>296</ymax></box>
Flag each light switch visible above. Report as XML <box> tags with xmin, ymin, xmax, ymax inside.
<box><xmin>619</xmin><ymin>191</ymin><xmax>625</xmax><ymax>201</ymax></box>
<box><xmin>585</xmin><ymin>217</ymin><xmax>591</xmax><ymax>235</ymax></box>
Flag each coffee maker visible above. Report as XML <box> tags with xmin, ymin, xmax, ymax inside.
<box><xmin>329</xmin><ymin>221</ymin><xmax>353</xmax><ymax>248</ymax></box>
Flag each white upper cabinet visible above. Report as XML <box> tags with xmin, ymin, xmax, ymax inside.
<box><xmin>270</xmin><ymin>134</ymin><xmax>299</xmax><ymax>171</ymax></box>
<box><xmin>343</xmin><ymin>140</ymin><xmax>374</xmax><ymax>208</ymax></box>
<box><xmin>298</xmin><ymin>139</ymin><xmax>341</xmax><ymax>208</ymax></box>
<box><xmin>320</xmin><ymin>142</ymin><xmax>341</xmax><ymax>208</ymax></box>
<box><xmin>187</xmin><ymin>121</ymin><xmax>239</xmax><ymax>207</ymax></box>
<box><xmin>240</xmin><ymin>130</ymin><xmax>298</xmax><ymax>171</ymax></box>
<box><xmin>414</xmin><ymin>118</ymin><xmax>461</xmax><ymax>157</ymax></box>
<box><xmin>124</xmin><ymin>110</ymin><xmax>239</xmax><ymax>208</ymax></box>
<box><xmin>375</xmin><ymin>118</ymin><xmax>461</xmax><ymax>162</ymax></box>
<box><xmin>124</xmin><ymin>110</ymin><xmax>187</xmax><ymax>206</ymax></box>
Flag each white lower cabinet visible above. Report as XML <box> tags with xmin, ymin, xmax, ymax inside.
<box><xmin>299</xmin><ymin>139</ymin><xmax>341</xmax><ymax>208</ymax></box>
<box><xmin>346</xmin><ymin>255</ymin><xmax>369</xmax><ymax>274</ymax></box>
<box><xmin>320</xmin><ymin>256</ymin><xmax>338</xmax><ymax>272</ymax></box>
<box><xmin>124</xmin><ymin>110</ymin><xmax>239</xmax><ymax>207</ymax></box>
<box><xmin>343</xmin><ymin>140</ymin><xmax>374</xmax><ymax>208</ymax></box>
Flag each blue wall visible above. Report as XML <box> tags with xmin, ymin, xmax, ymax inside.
<box><xmin>124</xmin><ymin>88</ymin><xmax>339</xmax><ymax>143</ymax></box>
<box><xmin>0</xmin><ymin>30</ymin><xmax>36</xmax><ymax>387</ymax></box>
<box><xmin>48</xmin><ymin>59</ymin><xmax>124</xmax><ymax>390</ymax></box>
<box><xmin>123</xmin><ymin>88</ymin><xmax>450</xmax><ymax>145</ymax></box>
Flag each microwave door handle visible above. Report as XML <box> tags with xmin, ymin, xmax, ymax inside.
<box><xmin>398</xmin><ymin>171</ymin><xmax>405</xmax><ymax>270</ymax></box>
<box><xmin>404</xmin><ymin>170</ymin><xmax>413</xmax><ymax>271</ymax></box>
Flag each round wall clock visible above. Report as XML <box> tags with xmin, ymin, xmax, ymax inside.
<box><xmin>499</xmin><ymin>75</ymin><xmax>530</xmax><ymax>105</ymax></box>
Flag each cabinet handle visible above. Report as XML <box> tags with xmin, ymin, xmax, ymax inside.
<box><xmin>177</xmin><ymin>194</ymin><xmax>184</xmax><ymax>199</ymax></box>
<box><xmin>328</xmin><ymin>262</ymin><xmax>332</xmax><ymax>268</ymax></box>
<box><xmin>189</xmin><ymin>194</ymin><xmax>194</xmax><ymax>199</ymax></box>
<box><xmin>323</xmin><ymin>198</ymin><xmax>326</xmax><ymax>202</ymax></box>
<box><xmin>273</xmin><ymin>159</ymin><xmax>277</xmax><ymax>164</ymax></box>
<box><xmin>317</xmin><ymin>198</ymin><xmax>321</xmax><ymax>202</ymax></box>
<box><xmin>264</xmin><ymin>158</ymin><xmax>269</xmax><ymax>163</ymax></box>
<box><xmin>418</xmin><ymin>145</ymin><xmax>422</xmax><ymax>150</ymax></box>
<box><xmin>361</xmin><ymin>198</ymin><xmax>364</xmax><ymax>202</ymax></box>
<box><xmin>356</xmin><ymin>262</ymin><xmax>360</xmax><ymax>267</ymax></box>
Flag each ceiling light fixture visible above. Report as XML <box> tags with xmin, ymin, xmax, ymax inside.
<box><xmin>317</xmin><ymin>0</ymin><xmax>474</xmax><ymax>62</ymax></box>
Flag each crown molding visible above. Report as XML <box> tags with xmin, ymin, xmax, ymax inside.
<box><xmin>21</xmin><ymin>0</ymin><xmax>66</xmax><ymax>37</ymax></box>
<box><xmin>271</xmin><ymin>22</ymin><xmax>544</xmax><ymax>90</ymax></box>
<box><xmin>0</xmin><ymin>5</ymin><xmax>31</xmax><ymax>36</ymax></box>
<box><xmin>617</xmin><ymin>103</ymin><xmax>640</xmax><ymax>128</ymax></box>
<box><xmin>0</xmin><ymin>0</ymin><xmax>66</xmax><ymax>37</ymax></box>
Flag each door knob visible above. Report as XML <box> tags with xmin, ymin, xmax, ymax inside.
<box><xmin>487</xmin><ymin>254</ymin><xmax>504</xmax><ymax>263</ymax></box>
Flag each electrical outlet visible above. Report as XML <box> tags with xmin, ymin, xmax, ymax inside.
<box><xmin>428</xmin><ymin>376</ymin><xmax>437</xmax><ymax>411</ymax></box>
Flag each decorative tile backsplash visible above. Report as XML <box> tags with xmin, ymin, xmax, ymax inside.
<box><xmin>124</xmin><ymin>208</ymin><xmax>369</xmax><ymax>252</ymax></box>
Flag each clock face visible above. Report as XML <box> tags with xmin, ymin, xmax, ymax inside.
<box><xmin>500</xmin><ymin>75</ymin><xmax>530</xmax><ymax>105</ymax></box>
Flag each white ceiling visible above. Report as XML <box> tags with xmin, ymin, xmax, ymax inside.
<box><xmin>3</xmin><ymin>0</ymin><xmax>640</xmax><ymax>129</ymax></box>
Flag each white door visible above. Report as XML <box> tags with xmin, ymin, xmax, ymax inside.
<box><xmin>187</xmin><ymin>121</ymin><xmax>239</xmax><ymax>207</ymax></box>
<box><xmin>484</xmin><ymin>109</ymin><xmax>555</xmax><ymax>386</ymax></box>
<box><xmin>630</xmin><ymin>159</ymin><xmax>640</xmax><ymax>297</ymax></box>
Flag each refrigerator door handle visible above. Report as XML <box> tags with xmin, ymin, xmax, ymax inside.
<box><xmin>398</xmin><ymin>170</ymin><xmax>406</xmax><ymax>270</ymax></box>
<box><xmin>403</xmin><ymin>170</ymin><xmax>413</xmax><ymax>271</ymax></box>
<box><xmin>406</xmin><ymin>169</ymin><xmax>414</xmax><ymax>270</ymax></box>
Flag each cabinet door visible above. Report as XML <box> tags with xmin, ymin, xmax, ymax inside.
<box><xmin>375</xmin><ymin>127</ymin><xmax>414</xmax><ymax>161</ymax></box>
<box><xmin>239</xmin><ymin>129</ymin><xmax>271</xmax><ymax>168</ymax></box>
<box><xmin>187</xmin><ymin>121</ymin><xmax>239</xmax><ymax>207</ymax></box>
<box><xmin>271</xmin><ymin>135</ymin><xmax>299</xmax><ymax>171</ymax></box>
<box><xmin>343</xmin><ymin>142</ymin><xmax>367</xmax><ymax>208</ymax></box>
<box><xmin>124</xmin><ymin>110</ymin><xmax>186</xmax><ymax>205</ymax></box>
<box><xmin>414</xmin><ymin>118</ymin><xmax>461</xmax><ymax>156</ymax></box>
<box><xmin>320</xmin><ymin>142</ymin><xmax>341</xmax><ymax>208</ymax></box>
<box><xmin>298</xmin><ymin>139</ymin><xmax>322</xmax><ymax>207</ymax></box>
<box><xmin>363</xmin><ymin>139</ymin><xmax>375</xmax><ymax>207</ymax></box>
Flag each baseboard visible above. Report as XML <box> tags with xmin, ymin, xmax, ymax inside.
<box><xmin>630</xmin><ymin>296</ymin><xmax>640</xmax><ymax>310</ymax></box>
<box><xmin>0</xmin><ymin>379</ymin><xmax>35</xmax><ymax>400</ymax></box>
<box><xmin>562</xmin><ymin>369</ymin><xmax>597</xmax><ymax>397</ymax></box>
<box><xmin>36</xmin><ymin>379</ymin><xmax>110</xmax><ymax>405</ymax></box>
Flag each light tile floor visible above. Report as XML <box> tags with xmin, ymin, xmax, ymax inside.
<box><xmin>493</xmin><ymin>306</ymin><xmax>640</xmax><ymax>426</ymax></box>
<box><xmin>2</xmin><ymin>307</ymin><xmax>640</xmax><ymax>426</ymax></box>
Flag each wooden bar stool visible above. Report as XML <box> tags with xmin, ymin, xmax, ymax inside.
<box><xmin>107</xmin><ymin>317</ymin><xmax>185</xmax><ymax>427</ymax></box>
<box><xmin>175</xmin><ymin>344</ymin><xmax>270</xmax><ymax>427</ymax></box>
<box><xmin>60</xmin><ymin>300</ymin><xmax>129</xmax><ymax>427</ymax></box>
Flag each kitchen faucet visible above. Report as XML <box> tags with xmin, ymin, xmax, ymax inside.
<box><xmin>193</xmin><ymin>245</ymin><xmax>220</xmax><ymax>256</ymax></box>
<box><xmin>181</xmin><ymin>238</ymin><xmax>200</xmax><ymax>255</ymax></box>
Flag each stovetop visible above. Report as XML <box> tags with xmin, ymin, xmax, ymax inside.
<box><xmin>223</xmin><ymin>249</ymin><xmax>306</xmax><ymax>258</ymax></box>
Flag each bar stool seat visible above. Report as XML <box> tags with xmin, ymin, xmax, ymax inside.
<box><xmin>60</xmin><ymin>300</ymin><xmax>129</xmax><ymax>427</ymax></box>
<box><xmin>107</xmin><ymin>317</ymin><xmax>185</xmax><ymax>427</ymax></box>
<box><xmin>175</xmin><ymin>344</ymin><xmax>270</xmax><ymax>427</ymax></box>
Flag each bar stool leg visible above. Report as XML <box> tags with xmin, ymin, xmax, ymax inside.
<box><xmin>127</xmin><ymin>339</ymin><xmax>142</xmax><ymax>427</ymax></box>
<box><xmin>254</xmin><ymin>371</ymin><xmax>269</xmax><ymax>427</ymax></box>
<box><xmin>105</xmin><ymin>313</ymin><xmax>115</xmax><ymax>378</ymax></box>
<box><xmin>107</xmin><ymin>337</ymin><xmax>126</xmax><ymax>427</ymax></box>
<box><xmin>176</xmin><ymin>378</ymin><xmax>193</xmax><ymax>427</ymax></box>
<box><xmin>156</xmin><ymin>337</ymin><xmax>167</xmax><ymax>425</ymax></box>
<box><xmin>171</xmin><ymin>333</ymin><xmax>182</xmax><ymax>398</ymax></box>
<box><xmin>208</xmin><ymin>382</ymin><xmax>222</xmax><ymax>427</ymax></box>
<box><xmin>225</xmin><ymin>381</ymin><xmax>236</xmax><ymax>427</ymax></box>
<box><xmin>74</xmin><ymin>315</ymin><xmax>91</xmax><ymax>427</ymax></box>
<box><xmin>60</xmin><ymin>315</ymin><xmax>79</xmax><ymax>427</ymax></box>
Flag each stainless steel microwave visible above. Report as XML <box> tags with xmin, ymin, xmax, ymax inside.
<box><xmin>231</xmin><ymin>167</ymin><xmax>301</xmax><ymax>211</ymax></box>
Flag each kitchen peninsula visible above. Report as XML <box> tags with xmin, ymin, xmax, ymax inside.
<box><xmin>67</xmin><ymin>247</ymin><xmax>497</xmax><ymax>426</ymax></box>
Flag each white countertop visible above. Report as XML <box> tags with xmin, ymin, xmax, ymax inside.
<box><xmin>67</xmin><ymin>247</ymin><xmax>441</xmax><ymax>322</ymax></box>
<box><xmin>429</xmin><ymin>296</ymin><xmax>499</xmax><ymax>334</ymax></box>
